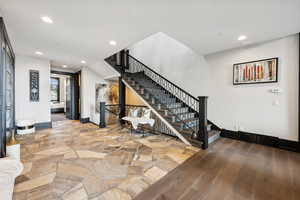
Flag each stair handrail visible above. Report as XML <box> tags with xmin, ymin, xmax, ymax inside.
<box><xmin>105</xmin><ymin>53</ymin><xmax>198</xmax><ymax>103</ymax></box>
<box><xmin>127</xmin><ymin>54</ymin><xmax>199</xmax><ymax>102</ymax></box>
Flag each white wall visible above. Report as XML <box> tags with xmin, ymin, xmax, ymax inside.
<box><xmin>89</xmin><ymin>61</ymin><xmax>120</xmax><ymax>80</ymax></box>
<box><xmin>81</xmin><ymin>66</ymin><xmax>106</xmax><ymax>124</ymax></box>
<box><xmin>15</xmin><ymin>55</ymin><xmax>51</xmax><ymax>123</ymax></box>
<box><xmin>206</xmin><ymin>34</ymin><xmax>299</xmax><ymax>141</ymax></box>
<box><xmin>129</xmin><ymin>32</ymin><xmax>211</xmax><ymax>97</ymax></box>
<box><xmin>126</xmin><ymin>86</ymin><xmax>145</xmax><ymax>106</ymax></box>
<box><xmin>129</xmin><ymin>32</ymin><xmax>299</xmax><ymax>141</ymax></box>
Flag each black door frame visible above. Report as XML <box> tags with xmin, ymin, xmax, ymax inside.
<box><xmin>50</xmin><ymin>70</ymin><xmax>80</xmax><ymax>120</ymax></box>
<box><xmin>298</xmin><ymin>32</ymin><xmax>300</xmax><ymax>152</ymax></box>
<box><xmin>0</xmin><ymin>18</ymin><xmax>15</xmax><ymax>158</ymax></box>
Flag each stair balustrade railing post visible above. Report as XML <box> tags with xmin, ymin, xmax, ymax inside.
<box><xmin>198</xmin><ymin>96</ymin><xmax>208</xmax><ymax>150</ymax></box>
<box><xmin>120</xmin><ymin>50</ymin><xmax>125</xmax><ymax>70</ymax></box>
<box><xmin>99</xmin><ymin>102</ymin><xmax>106</xmax><ymax>128</ymax></box>
<box><xmin>125</xmin><ymin>50</ymin><xmax>129</xmax><ymax>69</ymax></box>
<box><xmin>119</xmin><ymin>77</ymin><xmax>126</xmax><ymax>124</ymax></box>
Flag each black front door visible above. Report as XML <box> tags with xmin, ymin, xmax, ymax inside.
<box><xmin>58</xmin><ymin>72</ymin><xmax>80</xmax><ymax>120</ymax></box>
<box><xmin>65</xmin><ymin>77</ymin><xmax>72</xmax><ymax>119</ymax></box>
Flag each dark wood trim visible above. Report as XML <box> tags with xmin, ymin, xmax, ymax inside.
<box><xmin>51</xmin><ymin>107</ymin><xmax>64</xmax><ymax>113</ymax></box>
<box><xmin>221</xmin><ymin>129</ymin><xmax>299</xmax><ymax>153</ymax></box>
<box><xmin>198</xmin><ymin>96</ymin><xmax>208</xmax><ymax>150</ymax></box>
<box><xmin>119</xmin><ymin>77</ymin><xmax>126</xmax><ymax>124</ymax></box>
<box><xmin>298</xmin><ymin>32</ymin><xmax>300</xmax><ymax>152</ymax></box>
<box><xmin>72</xmin><ymin>72</ymin><xmax>80</xmax><ymax>120</ymax></box>
<box><xmin>78</xmin><ymin>70</ymin><xmax>81</xmax><ymax>119</ymax></box>
<box><xmin>51</xmin><ymin>70</ymin><xmax>80</xmax><ymax>120</ymax></box>
<box><xmin>80</xmin><ymin>117</ymin><xmax>90</xmax><ymax>123</ymax></box>
<box><xmin>35</xmin><ymin>122</ymin><xmax>52</xmax><ymax>130</ymax></box>
<box><xmin>51</xmin><ymin>70</ymin><xmax>75</xmax><ymax>76</ymax></box>
<box><xmin>233</xmin><ymin>57</ymin><xmax>279</xmax><ymax>85</ymax></box>
<box><xmin>125</xmin><ymin>50</ymin><xmax>130</xmax><ymax>69</ymax></box>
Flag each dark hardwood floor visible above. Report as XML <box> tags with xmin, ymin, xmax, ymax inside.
<box><xmin>134</xmin><ymin>138</ymin><xmax>300</xmax><ymax>200</ymax></box>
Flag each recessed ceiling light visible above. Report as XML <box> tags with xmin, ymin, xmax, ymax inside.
<box><xmin>238</xmin><ymin>35</ymin><xmax>247</xmax><ymax>41</ymax></box>
<box><xmin>35</xmin><ymin>51</ymin><xmax>43</xmax><ymax>55</ymax></box>
<box><xmin>41</xmin><ymin>16</ymin><xmax>53</xmax><ymax>24</ymax></box>
<box><xmin>62</xmin><ymin>65</ymin><xmax>67</xmax><ymax>68</ymax></box>
<box><xmin>81</xmin><ymin>60</ymin><xmax>86</xmax><ymax>64</ymax></box>
<box><xmin>109</xmin><ymin>40</ymin><xmax>117</xmax><ymax>46</ymax></box>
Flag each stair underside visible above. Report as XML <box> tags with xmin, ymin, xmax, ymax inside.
<box><xmin>122</xmin><ymin>78</ymin><xmax>193</xmax><ymax>146</ymax></box>
<box><xmin>122</xmin><ymin>73</ymin><xmax>221</xmax><ymax>147</ymax></box>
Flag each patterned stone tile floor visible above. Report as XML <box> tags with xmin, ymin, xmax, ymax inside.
<box><xmin>13</xmin><ymin>120</ymin><xmax>199</xmax><ymax>200</ymax></box>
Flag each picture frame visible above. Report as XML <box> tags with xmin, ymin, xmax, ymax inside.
<box><xmin>233</xmin><ymin>57</ymin><xmax>278</xmax><ymax>85</ymax></box>
<box><xmin>29</xmin><ymin>70</ymin><xmax>39</xmax><ymax>102</ymax></box>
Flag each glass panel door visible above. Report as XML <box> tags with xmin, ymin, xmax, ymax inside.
<box><xmin>0</xmin><ymin>40</ymin><xmax>5</xmax><ymax>157</ymax></box>
<box><xmin>65</xmin><ymin>77</ymin><xmax>71</xmax><ymax>119</ymax></box>
<box><xmin>5</xmin><ymin>48</ymin><xmax>14</xmax><ymax>139</ymax></box>
<box><xmin>0</xmin><ymin>18</ymin><xmax>15</xmax><ymax>158</ymax></box>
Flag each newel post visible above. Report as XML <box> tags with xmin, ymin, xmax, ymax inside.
<box><xmin>198</xmin><ymin>96</ymin><xmax>208</xmax><ymax>150</ymax></box>
<box><xmin>99</xmin><ymin>102</ymin><xmax>106</xmax><ymax>128</ymax></box>
<box><xmin>119</xmin><ymin>77</ymin><xmax>126</xmax><ymax>124</ymax></box>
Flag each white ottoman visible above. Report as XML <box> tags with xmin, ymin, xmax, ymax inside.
<box><xmin>0</xmin><ymin>157</ymin><xmax>23</xmax><ymax>200</ymax></box>
<box><xmin>16</xmin><ymin>120</ymin><xmax>35</xmax><ymax>135</ymax></box>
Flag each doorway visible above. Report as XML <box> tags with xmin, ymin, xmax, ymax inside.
<box><xmin>50</xmin><ymin>70</ymin><xmax>80</xmax><ymax>122</ymax></box>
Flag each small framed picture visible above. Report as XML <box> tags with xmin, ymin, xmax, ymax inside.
<box><xmin>233</xmin><ymin>57</ymin><xmax>278</xmax><ymax>85</ymax></box>
<box><xmin>30</xmin><ymin>70</ymin><xmax>40</xmax><ymax>102</ymax></box>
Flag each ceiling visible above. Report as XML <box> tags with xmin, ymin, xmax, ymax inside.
<box><xmin>0</xmin><ymin>0</ymin><xmax>299</xmax><ymax>70</ymax></box>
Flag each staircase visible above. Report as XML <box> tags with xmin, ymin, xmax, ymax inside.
<box><xmin>105</xmin><ymin>51</ymin><xmax>220</xmax><ymax>149</ymax></box>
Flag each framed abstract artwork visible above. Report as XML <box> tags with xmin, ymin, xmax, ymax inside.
<box><xmin>233</xmin><ymin>57</ymin><xmax>278</xmax><ymax>85</ymax></box>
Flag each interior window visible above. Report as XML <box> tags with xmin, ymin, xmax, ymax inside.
<box><xmin>51</xmin><ymin>77</ymin><xmax>60</xmax><ymax>102</ymax></box>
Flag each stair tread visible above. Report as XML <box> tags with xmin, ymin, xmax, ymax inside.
<box><xmin>173</xmin><ymin>118</ymin><xmax>198</xmax><ymax>125</ymax></box>
<box><xmin>166</xmin><ymin>111</ymin><xmax>195</xmax><ymax>116</ymax></box>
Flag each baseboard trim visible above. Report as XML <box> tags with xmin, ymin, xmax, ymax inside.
<box><xmin>51</xmin><ymin>108</ymin><xmax>64</xmax><ymax>113</ymax></box>
<box><xmin>35</xmin><ymin>122</ymin><xmax>52</xmax><ymax>130</ymax></box>
<box><xmin>89</xmin><ymin>121</ymin><xmax>99</xmax><ymax>126</ymax></box>
<box><xmin>80</xmin><ymin>117</ymin><xmax>90</xmax><ymax>123</ymax></box>
<box><xmin>221</xmin><ymin>129</ymin><xmax>299</xmax><ymax>153</ymax></box>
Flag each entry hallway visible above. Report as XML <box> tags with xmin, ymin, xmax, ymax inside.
<box><xmin>12</xmin><ymin>120</ymin><xmax>198</xmax><ymax>200</ymax></box>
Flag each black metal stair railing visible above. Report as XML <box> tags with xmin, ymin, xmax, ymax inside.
<box><xmin>127</xmin><ymin>55</ymin><xmax>198</xmax><ymax>110</ymax></box>
<box><xmin>105</xmin><ymin>52</ymin><xmax>209</xmax><ymax>149</ymax></box>
<box><xmin>126</xmin><ymin>56</ymin><xmax>198</xmax><ymax>133</ymax></box>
